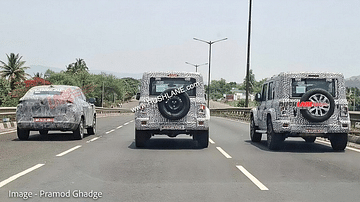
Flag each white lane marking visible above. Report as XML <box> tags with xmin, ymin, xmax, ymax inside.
<box><xmin>56</xmin><ymin>145</ymin><xmax>82</xmax><ymax>157</ymax></box>
<box><xmin>316</xmin><ymin>139</ymin><xmax>360</xmax><ymax>153</ymax></box>
<box><xmin>129</xmin><ymin>120</ymin><xmax>134</xmax><ymax>123</ymax></box>
<box><xmin>105</xmin><ymin>129</ymin><xmax>115</xmax><ymax>134</ymax></box>
<box><xmin>0</xmin><ymin>130</ymin><xmax>17</xmax><ymax>135</ymax></box>
<box><xmin>236</xmin><ymin>165</ymin><xmax>269</xmax><ymax>191</ymax></box>
<box><xmin>0</xmin><ymin>164</ymin><xmax>45</xmax><ymax>188</ymax></box>
<box><xmin>86</xmin><ymin>137</ymin><xmax>100</xmax><ymax>143</ymax></box>
<box><xmin>117</xmin><ymin>125</ymin><xmax>123</xmax><ymax>129</ymax></box>
<box><xmin>216</xmin><ymin>147</ymin><xmax>232</xmax><ymax>158</ymax></box>
<box><xmin>124</xmin><ymin>122</ymin><xmax>129</xmax><ymax>125</ymax></box>
<box><xmin>209</xmin><ymin>138</ymin><xmax>215</xmax><ymax>144</ymax></box>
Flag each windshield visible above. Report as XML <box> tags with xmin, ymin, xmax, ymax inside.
<box><xmin>292</xmin><ymin>78</ymin><xmax>335</xmax><ymax>97</ymax></box>
<box><xmin>149</xmin><ymin>77</ymin><xmax>196</xmax><ymax>96</ymax></box>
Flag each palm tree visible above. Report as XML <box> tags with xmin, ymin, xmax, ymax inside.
<box><xmin>33</xmin><ymin>72</ymin><xmax>43</xmax><ymax>78</ymax></box>
<box><xmin>66</xmin><ymin>58</ymin><xmax>89</xmax><ymax>74</ymax></box>
<box><xmin>0</xmin><ymin>53</ymin><xmax>30</xmax><ymax>90</ymax></box>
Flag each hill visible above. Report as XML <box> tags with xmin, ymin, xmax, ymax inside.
<box><xmin>345</xmin><ymin>75</ymin><xmax>360</xmax><ymax>88</ymax></box>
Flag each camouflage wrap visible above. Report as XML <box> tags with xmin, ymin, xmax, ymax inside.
<box><xmin>252</xmin><ymin>72</ymin><xmax>350</xmax><ymax>136</ymax></box>
<box><xmin>135</xmin><ymin>71</ymin><xmax>209</xmax><ymax>133</ymax></box>
<box><xmin>16</xmin><ymin>85</ymin><xmax>95</xmax><ymax>131</ymax></box>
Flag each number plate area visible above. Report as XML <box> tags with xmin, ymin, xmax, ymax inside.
<box><xmin>305</xmin><ymin>128</ymin><xmax>324</xmax><ymax>133</ymax></box>
<box><xmin>34</xmin><ymin>118</ymin><xmax>54</xmax><ymax>122</ymax></box>
<box><xmin>160</xmin><ymin>125</ymin><xmax>185</xmax><ymax>130</ymax></box>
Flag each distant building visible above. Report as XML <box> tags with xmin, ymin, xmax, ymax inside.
<box><xmin>224</xmin><ymin>89</ymin><xmax>254</xmax><ymax>101</ymax></box>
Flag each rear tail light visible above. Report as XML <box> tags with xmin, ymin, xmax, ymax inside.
<box><xmin>340</xmin><ymin>105</ymin><xmax>348</xmax><ymax>117</ymax></box>
<box><xmin>200</xmin><ymin>105</ymin><xmax>206</xmax><ymax>110</ymax></box>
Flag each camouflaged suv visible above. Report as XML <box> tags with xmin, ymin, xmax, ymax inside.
<box><xmin>134</xmin><ymin>72</ymin><xmax>210</xmax><ymax>148</ymax></box>
<box><xmin>250</xmin><ymin>72</ymin><xmax>350</xmax><ymax>151</ymax></box>
<box><xmin>16</xmin><ymin>85</ymin><xmax>96</xmax><ymax>140</ymax></box>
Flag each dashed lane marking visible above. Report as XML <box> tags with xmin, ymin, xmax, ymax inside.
<box><xmin>236</xmin><ymin>165</ymin><xmax>269</xmax><ymax>191</ymax></box>
<box><xmin>0</xmin><ymin>164</ymin><xmax>45</xmax><ymax>188</ymax></box>
<box><xmin>117</xmin><ymin>126</ymin><xmax>123</xmax><ymax>129</ymax></box>
<box><xmin>209</xmin><ymin>138</ymin><xmax>215</xmax><ymax>144</ymax></box>
<box><xmin>56</xmin><ymin>145</ymin><xmax>82</xmax><ymax>157</ymax></box>
<box><xmin>86</xmin><ymin>137</ymin><xmax>100</xmax><ymax>143</ymax></box>
<box><xmin>124</xmin><ymin>122</ymin><xmax>129</xmax><ymax>125</ymax></box>
<box><xmin>105</xmin><ymin>129</ymin><xmax>115</xmax><ymax>134</ymax></box>
<box><xmin>216</xmin><ymin>147</ymin><xmax>232</xmax><ymax>159</ymax></box>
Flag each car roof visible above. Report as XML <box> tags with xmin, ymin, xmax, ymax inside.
<box><xmin>266</xmin><ymin>72</ymin><xmax>344</xmax><ymax>82</ymax></box>
<box><xmin>142</xmin><ymin>71</ymin><xmax>202</xmax><ymax>79</ymax></box>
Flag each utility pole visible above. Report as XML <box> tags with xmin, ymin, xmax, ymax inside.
<box><xmin>245</xmin><ymin>0</ymin><xmax>253</xmax><ymax>107</ymax></box>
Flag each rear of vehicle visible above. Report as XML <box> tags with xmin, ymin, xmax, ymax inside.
<box><xmin>251</xmin><ymin>72</ymin><xmax>350</xmax><ymax>151</ymax></box>
<box><xmin>135</xmin><ymin>72</ymin><xmax>210</xmax><ymax>148</ymax></box>
<box><xmin>16</xmin><ymin>85</ymin><xmax>94</xmax><ymax>140</ymax></box>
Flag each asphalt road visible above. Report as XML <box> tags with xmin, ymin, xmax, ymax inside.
<box><xmin>1</xmin><ymin>115</ymin><xmax>360</xmax><ymax>202</ymax></box>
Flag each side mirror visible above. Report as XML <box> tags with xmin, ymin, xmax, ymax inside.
<box><xmin>88</xmin><ymin>97</ymin><xmax>96</xmax><ymax>104</ymax></box>
<box><xmin>254</xmin><ymin>93</ymin><xmax>261</xmax><ymax>102</ymax></box>
<box><xmin>136</xmin><ymin>93</ymin><xmax>140</xmax><ymax>100</ymax></box>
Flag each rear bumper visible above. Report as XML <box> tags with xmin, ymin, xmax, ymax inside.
<box><xmin>17</xmin><ymin>121</ymin><xmax>79</xmax><ymax>131</ymax></box>
<box><xmin>272</xmin><ymin>119</ymin><xmax>350</xmax><ymax>135</ymax></box>
<box><xmin>135</xmin><ymin>117</ymin><xmax>209</xmax><ymax>131</ymax></box>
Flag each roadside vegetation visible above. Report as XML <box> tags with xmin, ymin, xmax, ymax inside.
<box><xmin>208</xmin><ymin>69</ymin><xmax>265</xmax><ymax>108</ymax></box>
<box><xmin>0</xmin><ymin>53</ymin><xmax>139</xmax><ymax>107</ymax></box>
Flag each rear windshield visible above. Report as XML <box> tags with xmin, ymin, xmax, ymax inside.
<box><xmin>149</xmin><ymin>77</ymin><xmax>196</xmax><ymax>96</ymax></box>
<box><xmin>291</xmin><ymin>78</ymin><xmax>335</xmax><ymax>97</ymax></box>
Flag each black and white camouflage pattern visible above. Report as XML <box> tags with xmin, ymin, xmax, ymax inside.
<box><xmin>252</xmin><ymin>72</ymin><xmax>350</xmax><ymax>135</ymax></box>
<box><xmin>16</xmin><ymin>85</ymin><xmax>96</xmax><ymax>131</ymax></box>
<box><xmin>135</xmin><ymin>71</ymin><xmax>209</xmax><ymax>132</ymax></box>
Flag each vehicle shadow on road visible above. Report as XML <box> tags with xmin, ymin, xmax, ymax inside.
<box><xmin>12</xmin><ymin>132</ymin><xmax>91</xmax><ymax>142</ymax></box>
<box><xmin>246</xmin><ymin>139</ymin><xmax>340</xmax><ymax>153</ymax></box>
<box><xmin>128</xmin><ymin>138</ymin><xmax>204</xmax><ymax>150</ymax></box>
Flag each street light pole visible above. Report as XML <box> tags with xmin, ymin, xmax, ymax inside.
<box><xmin>102</xmin><ymin>81</ymin><xmax>104</xmax><ymax>108</ymax></box>
<box><xmin>245</xmin><ymin>0</ymin><xmax>253</xmax><ymax>107</ymax></box>
<box><xmin>185</xmin><ymin>62</ymin><xmax>208</xmax><ymax>72</ymax></box>
<box><xmin>193</xmin><ymin>37</ymin><xmax>227</xmax><ymax>107</ymax></box>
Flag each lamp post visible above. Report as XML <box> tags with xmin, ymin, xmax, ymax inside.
<box><xmin>193</xmin><ymin>37</ymin><xmax>227</xmax><ymax>107</ymax></box>
<box><xmin>245</xmin><ymin>0</ymin><xmax>253</xmax><ymax>107</ymax></box>
<box><xmin>185</xmin><ymin>62</ymin><xmax>208</xmax><ymax>72</ymax></box>
<box><xmin>102</xmin><ymin>81</ymin><xmax>105</xmax><ymax>108</ymax></box>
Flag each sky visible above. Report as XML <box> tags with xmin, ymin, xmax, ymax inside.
<box><xmin>1</xmin><ymin>0</ymin><xmax>359</xmax><ymax>83</ymax></box>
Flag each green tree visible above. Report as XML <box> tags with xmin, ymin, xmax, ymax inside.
<box><xmin>0</xmin><ymin>78</ymin><xmax>11</xmax><ymax>106</ymax></box>
<box><xmin>0</xmin><ymin>53</ymin><xmax>30</xmax><ymax>90</ymax></box>
<box><xmin>66</xmin><ymin>58</ymin><xmax>89</xmax><ymax>74</ymax></box>
<box><xmin>346</xmin><ymin>87</ymin><xmax>360</xmax><ymax>111</ymax></box>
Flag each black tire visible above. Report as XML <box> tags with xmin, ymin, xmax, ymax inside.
<box><xmin>267</xmin><ymin>118</ymin><xmax>283</xmax><ymax>150</ymax></box>
<box><xmin>73</xmin><ymin>117</ymin><xmax>84</xmax><ymax>140</ymax></box>
<box><xmin>17</xmin><ymin>127</ymin><xmax>30</xmax><ymax>140</ymax></box>
<box><xmin>250</xmin><ymin>117</ymin><xmax>262</xmax><ymax>142</ymax></box>
<box><xmin>135</xmin><ymin>130</ymin><xmax>151</xmax><ymax>147</ymax></box>
<box><xmin>303</xmin><ymin>137</ymin><xmax>316</xmax><ymax>143</ymax></box>
<box><xmin>158</xmin><ymin>88</ymin><xmax>190</xmax><ymax>120</ymax></box>
<box><xmin>39</xmin><ymin>130</ymin><xmax>48</xmax><ymax>135</ymax></box>
<box><xmin>194</xmin><ymin>130</ymin><xmax>209</xmax><ymax>148</ymax></box>
<box><xmin>330</xmin><ymin>133</ymin><xmax>348</xmax><ymax>151</ymax></box>
<box><xmin>299</xmin><ymin>88</ymin><xmax>335</xmax><ymax>122</ymax></box>
<box><xmin>87</xmin><ymin>115</ymin><xmax>96</xmax><ymax>135</ymax></box>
